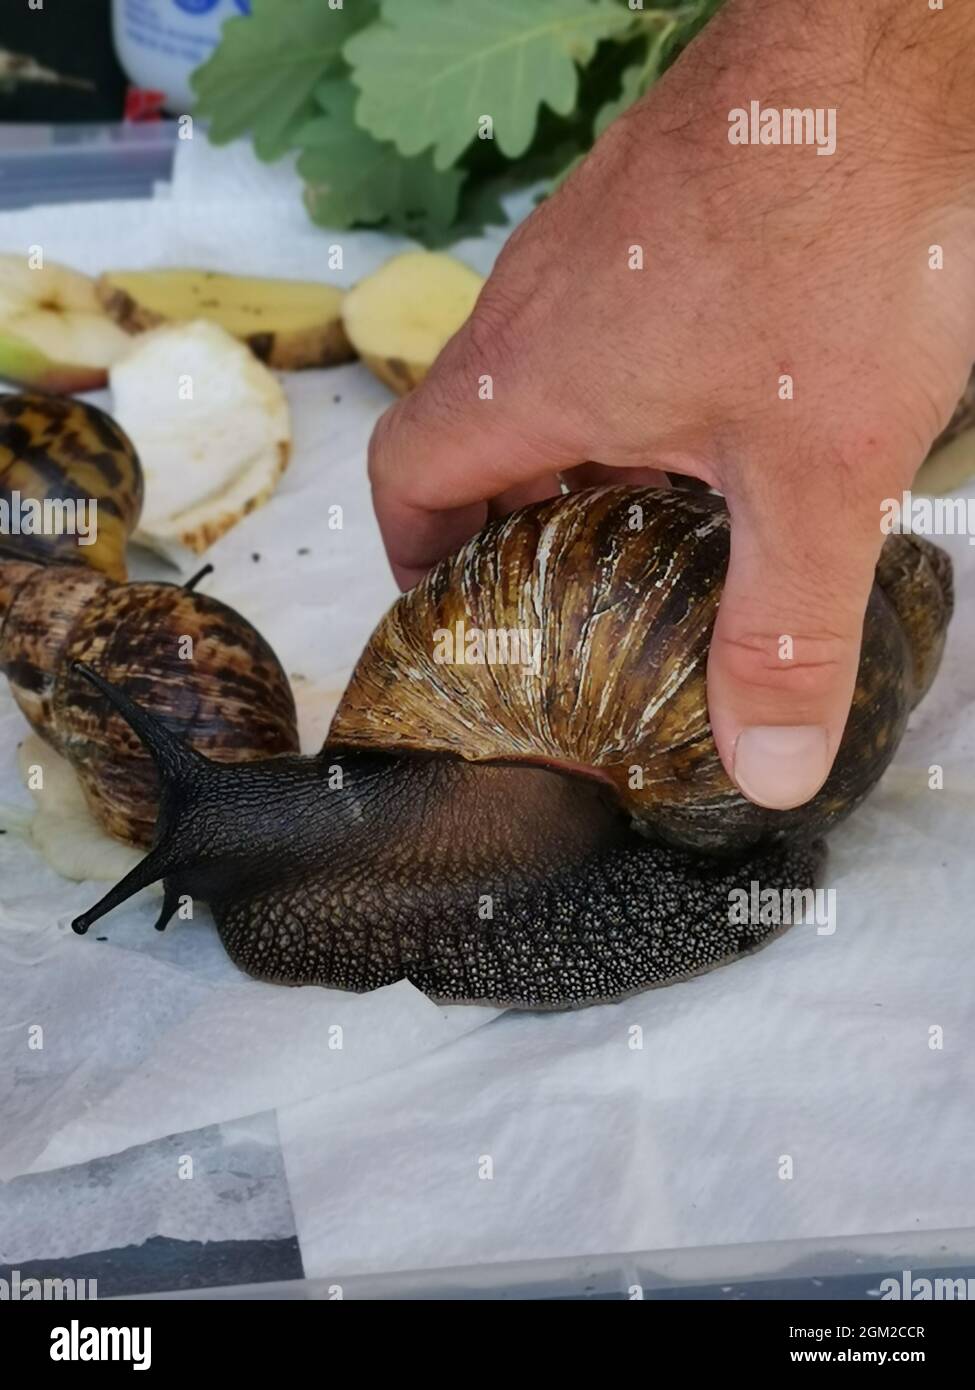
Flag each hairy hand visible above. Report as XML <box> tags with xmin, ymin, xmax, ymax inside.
<box><xmin>369</xmin><ymin>0</ymin><xmax>975</xmax><ymax>810</ymax></box>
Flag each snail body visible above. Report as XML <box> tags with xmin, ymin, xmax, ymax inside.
<box><xmin>69</xmin><ymin>487</ymin><xmax>952</xmax><ymax>1009</ymax></box>
<box><xmin>0</xmin><ymin>393</ymin><xmax>143</xmax><ymax>580</ymax></box>
<box><xmin>0</xmin><ymin>559</ymin><xmax>300</xmax><ymax>844</ymax></box>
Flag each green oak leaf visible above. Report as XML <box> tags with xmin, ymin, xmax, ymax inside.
<box><xmin>443</xmin><ymin>178</ymin><xmax>510</xmax><ymax>242</ymax></box>
<box><xmin>192</xmin><ymin>0</ymin><xmax>377</xmax><ymax>161</ymax></box>
<box><xmin>592</xmin><ymin>0</ymin><xmax>729</xmax><ymax>141</ymax></box>
<box><xmin>344</xmin><ymin>0</ymin><xmax>634</xmax><ymax>171</ymax></box>
<box><xmin>593</xmin><ymin>60</ymin><xmax>647</xmax><ymax>139</ymax></box>
<box><xmin>297</xmin><ymin>80</ymin><xmax>463</xmax><ymax>237</ymax></box>
<box><xmin>547</xmin><ymin>150</ymin><xmax>586</xmax><ymax>192</ymax></box>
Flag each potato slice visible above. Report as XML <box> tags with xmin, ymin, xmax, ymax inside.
<box><xmin>97</xmin><ymin>268</ymin><xmax>354</xmax><ymax>371</ymax></box>
<box><xmin>342</xmin><ymin>251</ymin><xmax>484</xmax><ymax>395</ymax></box>
<box><xmin>110</xmin><ymin>320</ymin><xmax>291</xmax><ymax>563</ymax></box>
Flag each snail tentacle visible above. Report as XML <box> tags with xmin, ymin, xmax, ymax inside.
<box><xmin>154</xmin><ymin>885</ymin><xmax>183</xmax><ymax>934</ymax></box>
<box><xmin>72</xmin><ymin>842</ymin><xmax>177</xmax><ymax>937</ymax></box>
<box><xmin>183</xmin><ymin>564</ymin><xmax>215</xmax><ymax>593</ymax></box>
<box><xmin>72</xmin><ymin>662</ymin><xmax>205</xmax><ymax>783</ymax></box>
<box><xmin>70</xmin><ymin>664</ymin><xmax>206</xmax><ymax>936</ymax></box>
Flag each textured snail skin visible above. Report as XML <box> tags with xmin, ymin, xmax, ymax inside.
<box><xmin>0</xmin><ymin>560</ymin><xmax>300</xmax><ymax>844</ymax></box>
<box><xmin>209</xmin><ymin>759</ymin><xmax>824</xmax><ymax>1008</ymax></box>
<box><xmin>0</xmin><ymin>393</ymin><xmax>143</xmax><ymax>581</ymax></box>
<box><xmin>69</xmin><ymin>487</ymin><xmax>950</xmax><ymax>1009</ymax></box>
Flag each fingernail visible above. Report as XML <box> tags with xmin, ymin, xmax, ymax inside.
<box><xmin>733</xmin><ymin>726</ymin><xmax>830</xmax><ymax>810</ymax></box>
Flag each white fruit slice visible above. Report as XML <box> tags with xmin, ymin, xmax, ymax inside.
<box><xmin>97</xmin><ymin>268</ymin><xmax>353</xmax><ymax>370</ymax></box>
<box><xmin>17</xmin><ymin>736</ymin><xmax>146</xmax><ymax>884</ymax></box>
<box><xmin>0</xmin><ymin>255</ymin><xmax>130</xmax><ymax>392</ymax></box>
<box><xmin>109</xmin><ymin>320</ymin><xmax>291</xmax><ymax>562</ymax></box>
<box><xmin>342</xmin><ymin>251</ymin><xmax>484</xmax><ymax>395</ymax></box>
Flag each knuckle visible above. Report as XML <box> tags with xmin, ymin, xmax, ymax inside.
<box><xmin>713</xmin><ymin>627</ymin><xmax>854</xmax><ymax>700</ymax></box>
<box><xmin>490</xmin><ymin>215</ymin><xmax>534</xmax><ymax>274</ymax></box>
<box><xmin>461</xmin><ymin>286</ymin><xmax>521</xmax><ymax>370</ymax></box>
<box><xmin>366</xmin><ymin>403</ymin><xmax>403</xmax><ymax>489</ymax></box>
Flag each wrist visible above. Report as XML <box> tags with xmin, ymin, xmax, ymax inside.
<box><xmin>620</xmin><ymin>0</ymin><xmax>975</xmax><ymax>206</ymax></box>
<box><xmin>727</xmin><ymin>0</ymin><xmax>975</xmax><ymax>157</ymax></box>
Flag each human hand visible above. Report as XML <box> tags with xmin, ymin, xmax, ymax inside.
<box><xmin>368</xmin><ymin>0</ymin><xmax>975</xmax><ymax>810</ymax></box>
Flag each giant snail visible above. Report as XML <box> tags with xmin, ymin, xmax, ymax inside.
<box><xmin>0</xmin><ymin>393</ymin><xmax>954</xmax><ymax>1009</ymax></box>
<box><xmin>5</xmin><ymin>491</ymin><xmax>950</xmax><ymax>1008</ymax></box>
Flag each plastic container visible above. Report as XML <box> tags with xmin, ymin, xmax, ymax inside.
<box><xmin>2</xmin><ymin>122</ymin><xmax>972</xmax><ymax>1309</ymax></box>
<box><xmin>0</xmin><ymin>123</ymin><xmax>179</xmax><ymax>210</ymax></box>
<box><xmin>134</xmin><ymin>1227</ymin><xmax>975</xmax><ymax>1300</ymax></box>
<box><xmin>111</xmin><ymin>0</ymin><xmax>252</xmax><ymax>112</ymax></box>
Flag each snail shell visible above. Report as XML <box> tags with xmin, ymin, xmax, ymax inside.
<box><xmin>0</xmin><ymin>560</ymin><xmax>300</xmax><ymax>844</ymax></box>
<box><xmin>330</xmin><ymin>487</ymin><xmax>952</xmax><ymax>852</ymax></box>
<box><xmin>0</xmin><ymin>393</ymin><xmax>143</xmax><ymax>581</ymax></box>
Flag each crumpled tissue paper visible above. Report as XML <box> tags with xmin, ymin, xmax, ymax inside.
<box><xmin>1</xmin><ymin>137</ymin><xmax>973</xmax><ymax>1281</ymax></box>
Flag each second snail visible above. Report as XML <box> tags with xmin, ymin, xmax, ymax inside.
<box><xmin>0</xmin><ymin>393</ymin><xmax>953</xmax><ymax>1008</ymax></box>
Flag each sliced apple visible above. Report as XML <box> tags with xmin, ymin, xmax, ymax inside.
<box><xmin>109</xmin><ymin>319</ymin><xmax>292</xmax><ymax>564</ymax></box>
<box><xmin>0</xmin><ymin>255</ymin><xmax>130</xmax><ymax>392</ymax></box>
<box><xmin>97</xmin><ymin>267</ymin><xmax>354</xmax><ymax>371</ymax></box>
<box><xmin>341</xmin><ymin>251</ymin><xmax>484</xmax><ymax>396</ymax></box>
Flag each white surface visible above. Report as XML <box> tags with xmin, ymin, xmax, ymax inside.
<box><xmin>0</xmin><ymin>151</ymin><xmax>502</xmax><ymax>1195</ymax></box>
<box><xmin>1</xmin><ymin>138</ymin><xmax>973</xmax><ymax>1275</ymax></box>
<box><xmin>0</xmin><ymin>1112</ymin><xmax>294</xmax><ymax>1264</ymax></box>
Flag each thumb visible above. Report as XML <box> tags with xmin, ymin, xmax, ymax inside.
<box><xmin>707</xmin><ymin>472</ymin><xmax>885</xmax><ymax>811</ymax></box>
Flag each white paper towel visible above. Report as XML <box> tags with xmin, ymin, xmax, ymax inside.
<box><xmin>0</xmin><ymin>1113</ymin><xmax>295</xmax><ymax>1265</ymax></box>
<box><xmin>0</xmin><ymin>168</ymin><xmax>501</xmax><ymax>1188</ymax></box>
<box><xmin>1</xmin><ymin>138</ymin><xmax>973</xmax><ymax>1278</ymax></box>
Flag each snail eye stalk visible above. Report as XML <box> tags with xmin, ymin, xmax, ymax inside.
<box><xmin>71</xmin><ymin>662</ymin><xmax>203</xmax><ymax>783</ymax></box>
<box><xmin>70</xmin><ymin>664</ymin><xmax>203</xmax><ymax>936</ymax></box>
